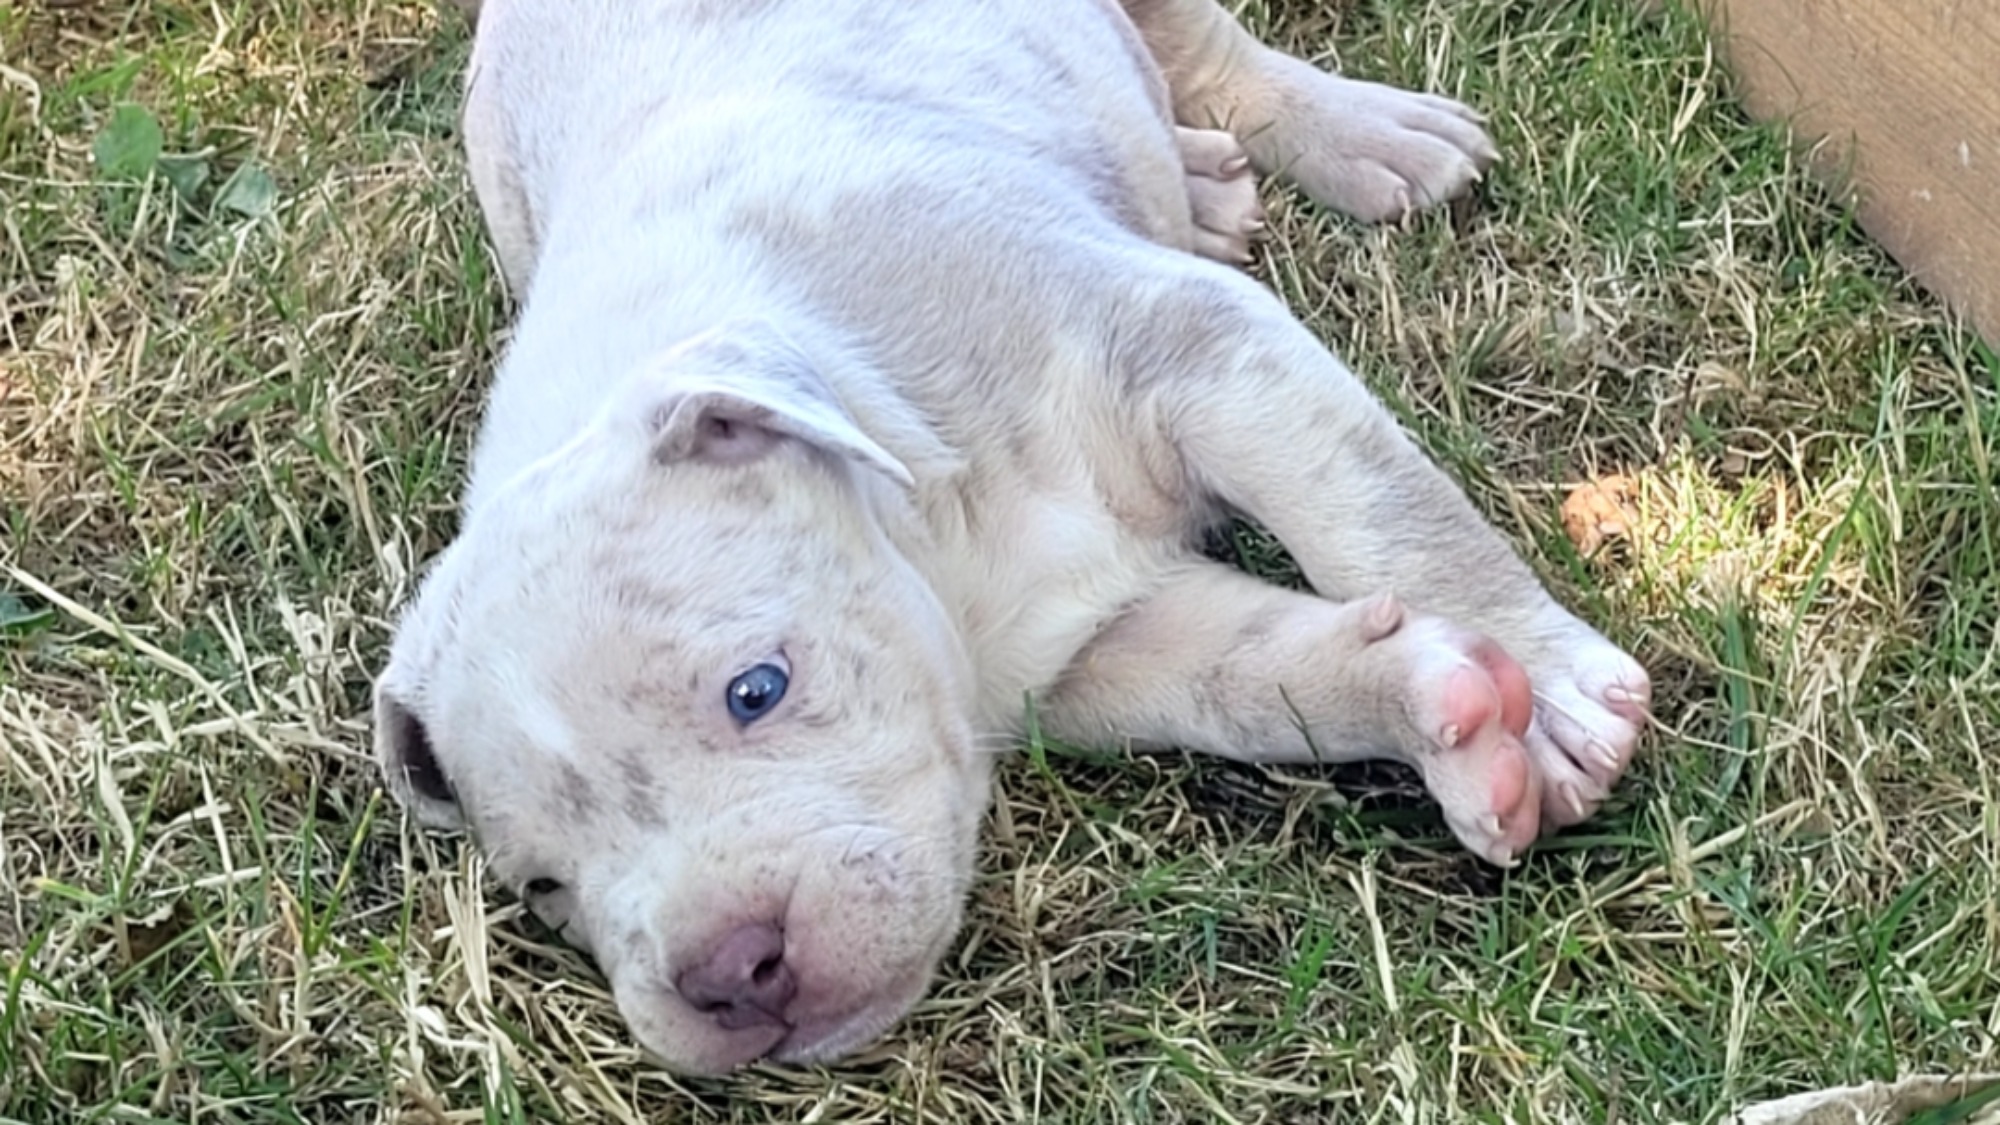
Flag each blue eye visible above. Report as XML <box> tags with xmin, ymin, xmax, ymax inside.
<box><xmin>726</xmin><ymin>662</ymin><xmax>789</xmax><ymax>723</ymax></box>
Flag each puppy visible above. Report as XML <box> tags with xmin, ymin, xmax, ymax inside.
<box><xmin>374</xmin><ymin>0</ymin><xmax>1651</xmax><ymax>1075</ymax></box>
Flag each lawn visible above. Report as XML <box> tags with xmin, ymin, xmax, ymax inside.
<box><xmin>1</xmin><ymin>1</ymin><xmax>1995</xmax><ymax>1122</ymax></box>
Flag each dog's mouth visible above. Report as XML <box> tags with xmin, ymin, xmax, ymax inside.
<box><xmin>619</xmin><ymin>951</ymin><xmax>936</xmax><ymax>1074</ymax></box>
<box><xmin>752</xmin><ymin>950</ymin><xmax>946</xmax><ymax>1069</ymax></box>
<box><xmin>764</xmin><ymin>993</ymin><xmax>916</xmax><ymax>1067</ymax></box>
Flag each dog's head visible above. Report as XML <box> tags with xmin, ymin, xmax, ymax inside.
<box><xmin>373</xmin><ymin>322</ymin><xmax>990</xmax><ymax>1074</ymax></box>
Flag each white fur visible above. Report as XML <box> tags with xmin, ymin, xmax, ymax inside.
<box><xmin>374</xmin><ymin>0</ymin><xmax>1648</xmax><ymax>1076</ymax></box>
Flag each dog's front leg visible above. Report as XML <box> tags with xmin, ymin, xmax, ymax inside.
<box><xmin>1124</xmin><ymin>270</ymin><xmax>1650</xmax><ymax>848</ymax></box>
<box><xmin>1040</xmin><ymin>562</ymin><xmax>1544</xmax><ymax>863</ymax></box>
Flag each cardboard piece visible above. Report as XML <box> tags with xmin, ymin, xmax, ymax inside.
<box><xmin>1691</xmin><ymin>0</ymin><xmax>2000</xmax><ymax>346</ymax></box>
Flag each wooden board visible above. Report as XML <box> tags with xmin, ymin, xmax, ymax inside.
<box><xmin>1689</xmin><ymin>0</ymin><xmax>2000</xmax><ymax>346</ymax></box>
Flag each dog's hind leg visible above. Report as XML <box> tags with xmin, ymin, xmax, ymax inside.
<box><xmin>1118</xmin><ymin>266</ymin><xmax>1651</xmax><ymax>849</ymax></box>
<box><xmin>1120</xmin><ymin>0</ymin><xmax>1499</xmax><ymax>222</ymax></box>
<box><xmin>1040</xmin><ymin>561</ymin><xmax>1545</xmax><ymax>865</ymax></box>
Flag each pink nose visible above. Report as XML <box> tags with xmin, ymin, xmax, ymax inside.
<box><xmin>676</xmin><ymin>923</ymin><xmax>798</xmax><ymax>1030</ymax></box>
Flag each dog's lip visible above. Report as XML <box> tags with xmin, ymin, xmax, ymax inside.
<box><xmin>765</xmin><ymin>1003</ymin><xmax>883</xmax><ymax>1064</ymax></box>
<box><xmin>766</xmin><ymin>1018</ymin><xmax>867</xmax><ymax>1066</ymax></box>
<box><xmin>764</xmin><ymin>979</ymin><xmax>928</xmax><ymax>1065</ymax></box>
<box><xmin>766</xmin><ymin>1011</ymin><xmax>850</xmax><ymax>1063</ymax></box>
<box><xmin>689</xmin><ymin>1021</ymin><xmax>792</xmax><ymax>1075</ymax></box>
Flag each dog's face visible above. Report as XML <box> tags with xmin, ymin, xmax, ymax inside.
<box><xmin>373</xmin><ymin>325</ymin><xmax>991</xmax><ymax>1074</ymax></box>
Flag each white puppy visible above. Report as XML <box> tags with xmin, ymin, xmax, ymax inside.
<box><xmin>375</xmin><ymin>0</ymin><xmax>1652</xmax><ymax>1076</ymax></box>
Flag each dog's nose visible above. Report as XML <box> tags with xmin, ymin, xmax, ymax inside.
<box><xmin>676</xmin><ymin>923</ymin><xmax>797</xmax><ymax>1030</ymax></box>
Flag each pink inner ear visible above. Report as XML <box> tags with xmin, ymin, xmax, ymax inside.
<box><xmin>696</xmin><ymin>407</ymin><xmax>782</xmax><ymax>464</ymax></box>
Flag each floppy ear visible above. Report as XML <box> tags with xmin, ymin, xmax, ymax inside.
<box><xmin>373</xmin><ymin>684</ymin><xmax>465</xmax><ymax>831</ymax></box>
<box><xmin>642</xmin><ymin>321</ymin><xmax>914</xmax><ymax>487</ymax></box>
<box><xmin>372</xmin><ymin>584</ymin><xmax>467</xmax><ymax>832</ymax></box>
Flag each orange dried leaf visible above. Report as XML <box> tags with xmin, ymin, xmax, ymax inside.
<box><xmin>1561</xmin><ymin>474</ymin><xmax>1638</xmax><ymax>557</ymax></box>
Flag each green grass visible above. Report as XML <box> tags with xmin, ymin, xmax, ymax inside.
<box><xmin>2</xmin><ymin>0</ymin><xmax>1995</xmax><ymax>1121</ymax></box>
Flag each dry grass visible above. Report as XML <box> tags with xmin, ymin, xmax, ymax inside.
<box><xmin>2</xmin><ymin>0</ymin><xmax>1996</xmax><ymax>1122</ymax></box>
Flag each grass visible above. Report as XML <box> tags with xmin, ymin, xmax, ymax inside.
<box><xmin>1</xmin><ymin>0</ymin><xmax>1995</xmax><ymax>1121</ymax></box>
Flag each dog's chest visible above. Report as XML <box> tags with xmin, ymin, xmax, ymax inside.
<box><xmin>915</xmin><ymin>473</ymin><xmax>1170</xmax><ymax>732</ymax></box>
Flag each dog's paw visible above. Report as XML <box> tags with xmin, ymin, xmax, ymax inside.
<box><xmin>1338</xmin><ymin>593</ymin><xmax>1649</xmax><ymax>863</ymax></box>
<box><xmin>1515</xmin><ymin>626</ymin><xmax>1652</xmax><ymax>830</ymax></box>
<box><xmin>1257</xmin><ymin>60</ymin><xmax>1499</xmax><ymax>223</ymax></box>
<box><xmin>1352</xmin><ymin>596</ymin><xmax>1543</xmax><ymax>865</ymax></box>
<box><xmin>1175</xmin><ymin>126</ymin><xmax>1265</xmax><ymax>265</ymax></box>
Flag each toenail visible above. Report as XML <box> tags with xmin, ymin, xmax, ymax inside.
<box><xmin>1441</xmin><ymin>723</ymin><xmax>1461</xmax><ymax>747</ymax></box>
<box><xmin>1479</xmin><ymin>813</ymin><xmax>1502</xmax><ymax>838</ymax></box>
<box><xmin>1221</xmin><ymin>155</ymin><xmax>1249</xmax><ymax>176</ymax></box>
<box><xmin>1591</xmin><ymin>740</ymin><xmax>1621</xmax><ymax>770</ymax></box>
<box><xmin>1563</xmin><ymin>783</ymin><xmax>1587</xmax><ymax>819</ymax></box>
<box><xmin>1605</xmin><ymin>685</ymin><xmax>1638</xmax><ymax>704</ymax></box>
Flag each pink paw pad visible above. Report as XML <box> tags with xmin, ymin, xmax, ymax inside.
<box><xmin>1376</xmin><ymin>613</ymin><xmax>1543</xmax><ymax>866</ymax></box>
<box><xmin>1432</xmin><ymin>655</ymin><xmax>1538</xmax><ymax>861</ymax></box>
